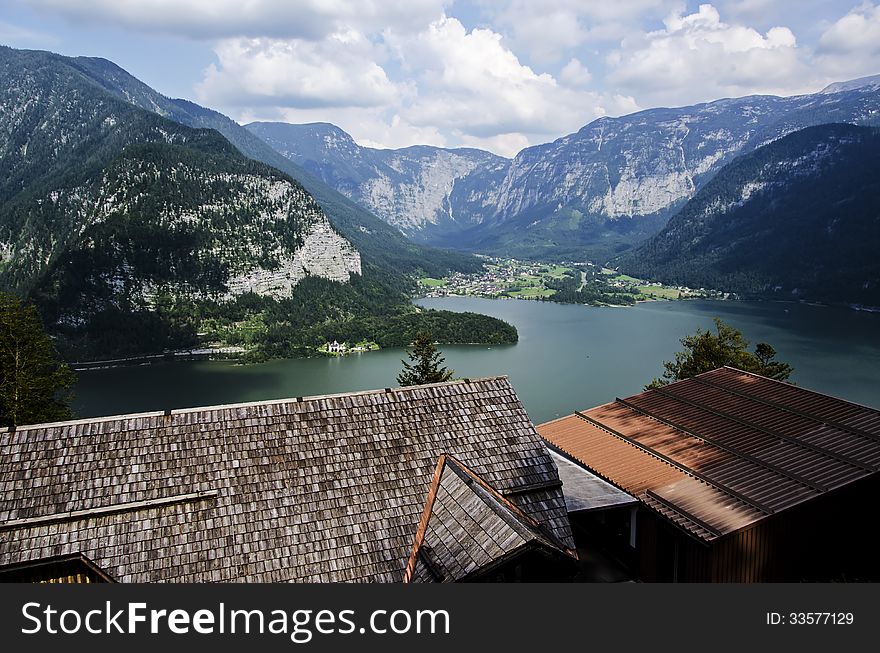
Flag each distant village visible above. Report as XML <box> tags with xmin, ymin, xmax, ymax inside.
<box><xmin>417</xmin><ymin>257</ymin><xmax>571</xmax><ymax>298</ymax></box>
<box><xmin>418</xmin><ymin>256</ymin><xmax>730</xmax><ymax>302</ymax></box>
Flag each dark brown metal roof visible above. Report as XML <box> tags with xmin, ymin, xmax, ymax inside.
<box><xmin>538</xmin><ymin>367</ymin><xmax>880</xmax><ymax>542</ymax></box>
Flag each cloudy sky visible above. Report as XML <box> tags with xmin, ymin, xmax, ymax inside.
<box><xmin>2</xmin><ymin>1</ymin><xmax>879</xmax><ymax>156</ymax></box>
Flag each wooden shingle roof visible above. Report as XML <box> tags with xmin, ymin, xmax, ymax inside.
<box><xmin>403</xmin><ymin>455</ymin><xmax>576</xmax><ymax>583</ymax></box>
<box><xmin>0</xmin><ymin>376</ymin><xmax>573</xmax><ymax>582</ymax></box>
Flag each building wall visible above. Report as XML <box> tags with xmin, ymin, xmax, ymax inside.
<box><xmin>633</xmin><ymin>473</ymin><xmax>880</xmax><ymax>582</ymax></box>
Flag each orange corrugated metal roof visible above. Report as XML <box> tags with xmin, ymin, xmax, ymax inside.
<box><xmin>538</xmin><ymin>367</ymin><xmax>880</xmax><ymax>542</ymax></box>
<box><xmin>539</xmin><ymin>413</ymin><xmax>685</xmax><ymax>496</ymax></box>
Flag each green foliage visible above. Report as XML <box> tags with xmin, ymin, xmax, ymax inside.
<box><xmin>543</xmin><ymin>270</ymin><xmax>637</xmax><ymax>305</ymax></box>
<box><xmin>209</xmin><ymin>284</ymin><xmax>518</xmax><ymax>361</ymax></box>
<box><xmin>397</xmin><ymin>332</ymin><xmax>454</xmax><ymax>387</ymax></box>
<box><xmin>50</xmin><ymin>270</ymin><xmax>517</xmax><ymax>362</ymax></box>
<box><xmin>0</xmin><ymin>292</ymin><xmax>75</xmax><ymax>427</ymax></box>
<box><xmin>443</xmin><ymin>208</ymin><xmax>669</xmax><ymax>265</ymax></box>
<box><xmin>646</xmin><ymin>318</ymin><xmax>793</xmax><ymax>389</ymax></box>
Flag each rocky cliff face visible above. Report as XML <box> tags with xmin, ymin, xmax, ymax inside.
<box><xmin>227</xmin><ymin>218</ymin><xmax>361</xmax><ymax>298</ymax></box>
<box><xmin>73</xmin><ymin>164</ymin><xmax>360</xmax><ymax>308</ymax></box>
<box><xmin>0</xmin><ymin>46</ymin><xmax>364</xmax><ymax>356</ymax></box>
<box><xmin>247</xmin><ymin>81</ymin><xmax>880</xmax><ymax>260</ymax></box>
<box><xmin>245</xmin><ymin>122</ymin><xmax>509</xmax><ymax>239</ymax></box>
<box><xmin>468</xmin><ymin>85</ymin><xmax>880</xmax><ymax>259</ymax></box>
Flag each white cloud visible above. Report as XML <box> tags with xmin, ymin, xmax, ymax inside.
<box><xmin>457</xmin><ymin>132</ymin><xmax>531</xmax><ymax>157</ymax></box>
<box><xmin>265</xmin><ymin>107</ymin><xmax>449</xmax><ymax>152</ymax></box>
<box><xmin>817</xmin><ymin>2</ymin><xmax>880</xmax><ymax>78</ymax></box>
<box><xmin>494</xmin><ymin>4</ymin><xmax>589</xmax><ymax>64</ymax></box>
<box><xmin>483</xmin><ymin>0</ymin><xmax>677</xmax><ymax>63</ymax></box>
<box><xmin>197</xmin><ymin>33</ymin><xmax>401</xmax><ymax>110</ymax></box>
<box><xmin>387</xmin><ymin>16</ymin><xmax>630</xmax><ymax>148</ymax></box>
<box><xmin>211</xmin><ymin>14</ymin><xmax>638</xmax><ymax>157</ymax></box>
<box><xmin>559</xmin><ymin>58</ymin><xmax>593</xmax><ymax>86</ymax></box>
<box><xmin>606</xmin><ymin>4</ymin><xmax>818</xmax><ymax>105</ymax></box>
<box><xmin>22</xmin><ymin>0</ymin><xmax>448</xmax><ymax>39</ymax></box>
<box><xmin>24</xmin><ymin>0</ymin><xmax>880</xmax><ymax>156</ymax></box>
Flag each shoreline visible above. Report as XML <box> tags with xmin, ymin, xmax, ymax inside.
<box><xmin>74</xmin><ymin>296</ymin><xmax>878</xmax><ymax>372</ymax></box>
<box><xmin>72</xmin><ymin>339</ymin><xmax>515</xmax><ymax>372</ymax></box>
<box><xmin>417</xmin><ymin>291</ymin><xmax>880</xmax><ymax>313</ymax></box>
<box><xmin>416</xmin><ymin>291</ymin><xmax>720</xmax><ymax>307</ymax></box>
<box><xmin>71</xmin><ymin>346</ymin><xmax>245</xmax><ymax>371</ymax></box>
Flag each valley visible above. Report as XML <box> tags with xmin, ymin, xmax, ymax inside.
<box><xmin>0</xmin><ymin>43</ymin><xmax>878</xmax><ymax>370</ymax></box>
<box><xmin>418</xmin><ymin>257</ymin><xmax>727</xmax><ymax>305</ymax></box>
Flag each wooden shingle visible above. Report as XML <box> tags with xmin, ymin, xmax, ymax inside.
<box><xmin>0</xmin><ymin>376</ymin><xmax>573</xmax><ymax>582</ymax></box>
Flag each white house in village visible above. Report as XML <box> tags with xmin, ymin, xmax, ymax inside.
<box><xmin>326</xmin><ymin>340</ymin><xmax>346</xmax><ymax>353</ymax></box>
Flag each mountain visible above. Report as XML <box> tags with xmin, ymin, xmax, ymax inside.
<box><xmin>454</xmin><ymin>84</ymin><xmax>880</xmax><ymax>260</ymax></box>
<box><xmin>0</xmin><ymin>46</ymin><xmax>510</xmax><ymax>359</ymax></box>
<box><xmin>245</xmin><ymin>121</ymin><xmax>510</xmax><ymax>240</ymax></box>
<box><xmin>248</xmin><ymin>83</ymin><xmax>880</xmax><ymax>261</ymax></box>
<box><xmin>820</xmin><ymin>74</ymin><xmax>880</xmax><ymax>95</ymax></box>
<box><xmin>617</xmin><ymin>124</ymin><xmax>880</xmax><ymax>305</ymax></box>
<box><xmin>59</xmin><ymin>54</ymin><xmax>481</xmax><ymax>279</ymax></box>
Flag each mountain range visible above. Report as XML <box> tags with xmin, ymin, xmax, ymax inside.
<box><xmin>0</xmin><ymin>46</ymin><xmax>508</xmax><ymax>359</ymax></box>
<box><xmin>246</xmin><ymin>121</ymin><xmax>510</xmax><ymax>241</ymax></box>
<box><xmin>618</xmin><ymin>123</ymin><xmax>880</xmax><ymax>305</ymax></box>
<box><xmin>250</xmin><ymin>79</ymin><xmax>880</xmax><ymax>261</ymax></box>
<box><xmin>2</xmin><ymin>41</ymin><xmax>879</xmax><ymax>362</ymax></box>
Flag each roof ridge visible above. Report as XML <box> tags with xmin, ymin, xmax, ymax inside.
<box><xmin>717</xmin><ymin>366</ymin><xmax>880</xmax><ymax>416</ymax></box>
<box><xmin>403</xmin><ymin>454</ymin><xmax>575</xmax><ymax>582</ymax></box>
<box><xmin>402</xmin><ymin>454</ymin><xmax>448</xmax><ymax>583</ymax></box>
<box><xmin>5</xmin><ymin>376</ymin><xmax>510</xmax><ymax>433</ymax></box>
<box><xmin>444</xmin><ymin>456</ymin><xmax>544</xmax><ymax>530</ymax></box>
<box><xmin>445</xmin><ymin>459</ymin><xmax>571</xmax><ymax>553</ymax></box>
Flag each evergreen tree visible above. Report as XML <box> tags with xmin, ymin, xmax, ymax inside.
<box><xmin>397</xmin><ymin>331</ymin><xmax>454</xmax><ymax>386</ymax></box>
<box><xmin>646</xmin><ymin>317</ymin><xmax>793</xmax><ymax>389</ymax></box>
<box><xmin>0</xmin><ymin>293</ymin><xmax>76</xmax><ymax>427</ymax></box>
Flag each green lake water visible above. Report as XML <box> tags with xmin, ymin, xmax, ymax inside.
<box><xmin>73</xmin><ymin>298</ymin><xmax>880</xmax><ymax>425</ymax></box>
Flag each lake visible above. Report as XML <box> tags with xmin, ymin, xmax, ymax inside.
<box><xmin>73</xmin><ymin>298</ymin><xmax>880</xmax><ymax>425</ymax></box>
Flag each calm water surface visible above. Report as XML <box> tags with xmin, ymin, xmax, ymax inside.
<box><xmin>74</xmin><ymin>298</ymin><xmax>880</xmax><ymax>424</ymax></box>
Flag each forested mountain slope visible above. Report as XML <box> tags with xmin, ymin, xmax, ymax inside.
<box><xmin>618</xmin><ymin>124</ymin><xmax>880</xmax><ymax>305</ymax></box>
<box><xmin>0</xmin><ymin>46</ymin><xmax>511</xmax><ymax>359</ymax></box>
<box><xmin>64</xmin><ymin>54</ymin><xmax>480</xmax><ymax>278</ymax></box>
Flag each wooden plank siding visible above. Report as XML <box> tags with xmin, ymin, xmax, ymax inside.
<box><xmin>634</xmin><ymin>471</ymin><xmax>880</xmax><ymax>582</ymax></box>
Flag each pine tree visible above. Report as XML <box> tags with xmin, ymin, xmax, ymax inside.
<box><xmin>0</xmin><ymin>293</ymin><xmax>76</xmax><ymax>427</ymax></box>
<box><xmin>646</xmin><ymin>318</ymin><xmax>793</xmax><ymax>389</ymax></box>
<box><xmin>397</xmin><ymin>331</ymin><xmax>454</xmax><ymax>387</ymax></box>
